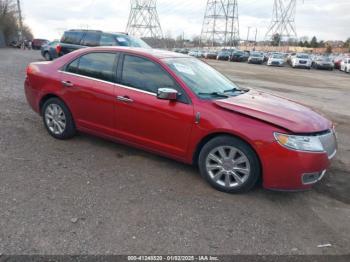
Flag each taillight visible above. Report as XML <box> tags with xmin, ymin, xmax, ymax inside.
<box><xmin>26</xmin><ymin>65</ymin><xmax>33</xmax><ymax>76</ymax></box>
<box><xmin>56</xmin><ymin>44</ymin><xmax>62</xmax><ymax>55</ymax></box>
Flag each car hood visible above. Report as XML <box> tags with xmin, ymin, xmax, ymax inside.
<box><xmin>214</xmin><ymin>90</ymin><xmax>332</xmax><ymax>133</ymax></box>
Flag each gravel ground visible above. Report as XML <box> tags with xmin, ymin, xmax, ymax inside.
<box><xmin>0</xmin><ymin>48</ymin><xmax>350</xmax><ymax>255</ymax></box>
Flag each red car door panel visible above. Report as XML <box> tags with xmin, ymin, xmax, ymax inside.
<box><xmin>114</xmin><ymin>85</ymin><xmax>194</xmax><ymax>157</ymax></box>
<box><xmin>60</xmin><ymin>72</ymin><xmax>116</xmax><ymax>136</ymax></box>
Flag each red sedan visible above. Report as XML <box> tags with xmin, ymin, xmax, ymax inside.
<box><xmin>24</xmin><ymin>47</ymin><xmax>337</xmax><ymax>193</ymax></box>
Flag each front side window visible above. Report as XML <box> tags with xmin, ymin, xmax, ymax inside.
<box><xmin>65</xmin><ymin>53</ymin><xmax>117</xmax><ymax>82</ymax></box>
<box><xmin>121</xmin><ymin>55</ymin><xmax>177</xmax><ymax>94</ymax></box>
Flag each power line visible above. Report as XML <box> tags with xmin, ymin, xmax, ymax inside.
<box><xmin>126</xmin><ymin>0</ymin><xmax>163</xmax><ymax>39</ymax></box>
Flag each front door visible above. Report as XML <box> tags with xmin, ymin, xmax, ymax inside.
<box><xmin>114</xmin><ymin>54</ymin><xmax>194</xmax><ymax>158</ymax></box>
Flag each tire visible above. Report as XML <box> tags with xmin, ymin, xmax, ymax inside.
<box><xmin>44</xmin><ymin>52</ymin><xmax>51</xmax><ymax>61</ymax></box>
<box><xmin>198</xmin><ymin>135</ymin><xmax>261</xmax><ymax>193</ymax></box>
<box><xmin>42</xmin><ymin>98</ymin><xmax>76</xmax><ymax>140</ymax></box>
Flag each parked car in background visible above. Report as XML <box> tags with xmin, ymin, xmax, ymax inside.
<box><xmin>204</xmin><ymin>51</ymin><xmax>218</xmax><ymax>59</ymax></box>
<box><xmin>340</xmin><ymin>57</ymin><xmax>350</xmax><ymax>73</ymax></box>
<box><xmin>32</xmin><ymin>39</ymin><xmax>49</xmax><ymax>50</ymax></box>
<box><xmin>291</xmin><ymin>53</ymin><xmax>312</xmax><ymax>69</ymax></box>
<box><xmin>287</xmin><ymin>52</ymin><xmax>296</xmax><ymax>65</ymax></box>
<box><xmin>333</xmin><ymin>56</ymin><xmax>344</xmax><ymax>70</ymax></box>
<box><xmin>41</xmin><ymin>40</ymin><xmax>59</xmax><ymax>61</ymax></box>
<box><xmin>10</xmin><ymin>40</ymin><xmax>21</xmax><ymax>48</ymax></box>
<box><xmin>56</xmin><ymin>29</ymin><xmax>150</xmax><ymax>57</ymax></box>
<box><xmin>188</xmin><ymin>50</ymin><xmax>202</xmax><ymax>58</ymax></box>
<box><xmin>179</xmin><ymin>48</ymin><xmax>190</xmax><ymax>54</ymax></box>
<box><xmin>248</xmin><ymin>52</ymin><xmax>264</xmax><ymax>64</ymax></box>
<box><xmin>217</xmin><ymin>50</ymin><xmax>232</xmax><ymax>61</ymax></box>
<box><xmin>230</xmin><ymin>50</ymin><xmax>248</xmax><ymax>62</ymax></box>
<box><xmin>267</xmin><ymin>53</ymin><xmax>285</xmax><ymax>67</ymax></box>
<box><xmin>313</xmin><ymin>56</ymin><xmax>334</xmax><ymax>70</ymax></box>
<box><xmin>24</xmin><ymin>46</ymin><xmax>337</xmax><ymax>193</ymax></box>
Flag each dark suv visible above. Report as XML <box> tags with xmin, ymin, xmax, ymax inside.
<box><xmin>56</xmin><ymin>30</ymin><xmax>151</xmax><ymax>57</ymax></box>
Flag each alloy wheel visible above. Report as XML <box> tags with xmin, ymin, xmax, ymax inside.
<box><xmin>205</xmin><ymin>146</ymin><xmax>251</xmax><ymax>188</ymax></box>
<box><xmin>44</xmin><ymin>104</ymin><xmax>66</xmax><ymax>135</ymax></box>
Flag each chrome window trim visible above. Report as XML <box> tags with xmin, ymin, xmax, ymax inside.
<box><xmin>58</xmin><ymin>70</ymin><xmax>156</xmax><ymax>97</ymax></box>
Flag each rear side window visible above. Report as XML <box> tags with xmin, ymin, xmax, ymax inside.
<box><xmin>81</xmin><ymin>32</ymin><xmax>101</xmax><ymax>47</ymax></box>
<box><xmin>100</xmin><ymin>34</ymin><xmax>117</xmax><ymax>46</ymax></box>
<box><xmin>121</xmin><ymin>55</ymin><xmax>177</xmax><ymax>94</ymax></box>
<box><xmin>66</xmin><ymin>59</ymin><xmax>79</xmax><ymax>74</ymax></box>
<box><xmin>61</xmin><ymin>31</ymin><xmax>84</xmax><ymax>45</ymax></box>
<box><xmin>65</xmin><ymin>53</ymin><xmax>117</xmax><ymax>82</ymax></box>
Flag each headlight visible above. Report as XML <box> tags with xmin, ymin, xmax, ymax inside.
<box><xmin>274</xmin><ymin>132</ymin><xmax>324</xmax><ymax>152</ymax></box>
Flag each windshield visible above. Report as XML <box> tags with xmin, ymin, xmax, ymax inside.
<box><xmin>251</xmin><ymin>52</ymin><xmax>263</xmax><ymax>57</ymax></box>
<box><xmin>296</xmin><ymin>54</ymin><xmax>309</xmax><ymax>59</ymax></box>
<box><xmin>272</xmin><ymin>54</ymin><xmax>284</xmax><ymax>59</ymax></box>
<box><xmin>318</xmin><ymin>57</ymin><xmax>331</xmax><ymax>62</ymax></box>
<box><xmin>219</xmin><ymin>51</ymin><xmax>231</xmax><ymax>55</ymax></box>
<box><xmin>164</xmin><ymin>58</ymin><xmax>241</xmax><ymax>99</ymax></box>
<box><xmin>115</xmin><ymin>35</ymin><xmax>151</xmax><ymax>48</ymax></box>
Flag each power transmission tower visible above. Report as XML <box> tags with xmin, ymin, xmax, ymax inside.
<box><xmin>126</xmin><ymin>0</ymin><xmax>163</xmax><ymax>39</ymax></box>
<box><xmin>265</xmin><ymin>0</ymin><xmax>297</xmax><ymax>42</ymax></box>
<box><xmin>200</xmin><ymin>0</ymin><xmax>240</xmax><ymax>47</ymax></box>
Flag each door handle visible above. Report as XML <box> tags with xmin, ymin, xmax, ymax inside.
<box><xmin>117</xmin><ymin>96</ymin><xmax>134</xmax><ymax>103</ymax></box>
<box><xmin>61</xmin><ymin>80</ymin><xmax>74</xmax><ymax>87</ymax></box>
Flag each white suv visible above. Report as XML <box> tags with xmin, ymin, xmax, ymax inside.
<box><xmin>291</xmin><ymin>53</ymin><xmax>312</xmax><ymax>69</ymax></box>
<box><xmin>340</xmin><ymin>58</ymin><xmax>350</xmax><ymax>73</ymax></box>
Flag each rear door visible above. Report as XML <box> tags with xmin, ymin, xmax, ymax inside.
<box><xmin>113</xmin><ymin>53</ymin><xmax>194</xmax><ymax>158</ymax></box>
<box><xmin>59</xmin><ymin>52</ymin><xmax>119</xmax><ymax>136</ymax></box>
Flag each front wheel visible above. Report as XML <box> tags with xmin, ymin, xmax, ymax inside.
<box><xmin>42</xmin><ymin>98</ymin><xmax>76</xmax><ymax>139</ymax></box>
<box><xmin>198</xmin><ymin>136</ymin><xmax>261</xmax><ymax>193</ymax></box>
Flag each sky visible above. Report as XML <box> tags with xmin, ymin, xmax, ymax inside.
<box><xmin>21</xmin><ymin>0</ymin><xmax>350</xmax><ymax>42</ymax></box>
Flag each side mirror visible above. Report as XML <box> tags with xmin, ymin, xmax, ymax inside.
<box><xmin>157</xmin><ymin>88</ymin><xmax>178</xmax><ymax>101</ymax></box>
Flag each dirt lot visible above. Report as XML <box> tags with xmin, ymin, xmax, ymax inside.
<box><xmin>0</xmin><ymin>48</ymin><xmax>350</xmax><ymax>255</ymax></box>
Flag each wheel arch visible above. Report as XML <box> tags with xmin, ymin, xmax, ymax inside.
<box><xmin>39</xmin><ymin>94</ymin><xmax>65</xmax><ymax>115</ymax></box>
<box><xmin>192</xmin><ymin>132</ymin><xmax>262</xmax><ymax>170</ymax></box>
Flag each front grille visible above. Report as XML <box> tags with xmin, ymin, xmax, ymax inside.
<box><xmin>300</xmin><ymin>60</ymin><xmax>307</xmax><ymax>64</ymax></box>
<box><xmin>319</xmin><ymin>130</ymin><xmax>337</xmax><ymax>159</ymax></box>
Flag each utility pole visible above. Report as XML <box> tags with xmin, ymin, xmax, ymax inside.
<box><xmin>246</xmin><ymin>26</ymin><xmax>251</xmax><ymax>49</ymax></box>
<box><xmin>16</xmin><ymin>0</ymin><xmax>23</xmax><ymax>41</ymax></box>
<box><xmin>265</xmin><ymin>0</ymin><xmax>297</xmax><ymax>43</ymax></box>
<box><xmin>126</xmin><ymin>0</ymin><xmax>163</xmax><ymax>39</ymax></box>
<box><xmin>200</xmin><ymin>0</ymin><xmax>240</xmax><ymax>48</ymax></box>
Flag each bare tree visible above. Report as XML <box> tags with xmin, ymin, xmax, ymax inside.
<box><xmin>0</xmin><ymin>0</ymin><xmax>33</xmax><ymax>45</ymax></box>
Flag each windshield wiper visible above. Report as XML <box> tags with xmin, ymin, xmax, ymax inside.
<box><xmin>198</xmin><ymin>92</ymin><xmax>229</xmax><ymax>98</ymax></box>
<box><xmin>223</xmin><ymin>88</ymin><xmax>240</xmax><ymax>93</ymax></box>
<box><xmin>224</xmin><ymin>88</ymin><xmax>250</xmax><ymax>93</ymax></box>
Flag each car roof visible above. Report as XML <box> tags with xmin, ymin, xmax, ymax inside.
<box><xmin>75</xmin><ymin>46</ymin><xmax>191</xmax><ymax>59</ymax></box>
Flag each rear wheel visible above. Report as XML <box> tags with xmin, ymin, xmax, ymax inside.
<box><xmin>42</xmin><ymin>98</ymin><xmax>76</xmax><ymax>140</ymax></box>
<box><xmin>198</xmin><ymin>136</ymin><xmax>261</xmax><ymax>193</ymax></box>
<box><xmin>44</xmin><ymin>52</ymin><xmax>51</xmax><ymax>61</ymax></box>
